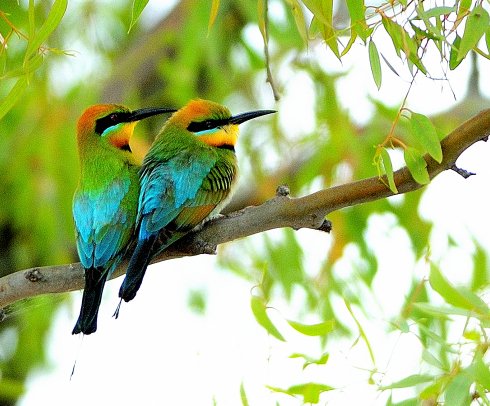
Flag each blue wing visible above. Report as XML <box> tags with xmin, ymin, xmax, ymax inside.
<box><xmin>137</xmin><ymin>149</ymin><xmax>217</xmax><ymax>239</ymax></box>
<box><xmin>73</xmin><ymin>177</ymin><xmax>134</xmax><ymax>270</ymax></box>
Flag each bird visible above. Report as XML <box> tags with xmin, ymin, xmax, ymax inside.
<box><xmin>72</xmin><ymin>104</ymin><xmax>175</xmax><ymax>335</ymax></box>
<box><xmin>117</xmin><ymin>99</ymin><xmax>276</xmax><ymax>304</ymax></box>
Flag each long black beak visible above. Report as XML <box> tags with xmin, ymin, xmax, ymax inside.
<box><xmin>228</xmin><ymin>109</ymin><xmax>276</xmax><ymax>125</ymax></box>
<box><xmin>127</xmin><ymin>107</ymin><xmax>176</xmax><ymax>122</ymax></box>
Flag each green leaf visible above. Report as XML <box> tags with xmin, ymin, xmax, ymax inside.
<box><xmin>404</xmin><ymin>147</ymin><xmax>430</xmax><ymax>185</ymax></box>
<box><xmin>422</xmin><ymin>349</ymin><xmax>446</xmax><ymax>371</ymax></box>
<box><xmin>457</xmin><ymin>5</ymin><xmax>489</xmax><ymax>61</ymax></box>
<box><xmin>0</xmin><ymin>377</ymin><xmax>25</xmax><ymax>401</ymax></box>
<box><xmin>380</xmin><ymin>148</ymin><xmax>398</xmax><ymax>193</ymax></box>
<box><xmin>380</xmin><ymin>374</ymin><xmax>434</xmax><ymax>390</ymax></box>
<box><xmin>250</xmin><ymin>296</ymin><xmax>285</xmax><ymax>341</ymax></box>
<box><xmin>409</xmin><ymin>112</ymin><xmax>442</xmax><ymax>163</ymax></box>
<box><xmin>0</xmin><ymin>77</ymin><xmax>28</xmax><ymax>121</ymax></box>
<box><xmin>264</xmin><ymin>230</ymin><xmax>304</xmax><ymax>299</ymax></box>
<box><xmin>303</xmin><ymin>0</ymin><xmax>339</xmax><ymax>58</ymax></box>
<box><xmin>475</xmin><ymin>353</ymin><xmax>490</xmax><ymax>390</ymax></box>
<box><xmin>413</xmin><ymin>303</ymin><xmax>485</xmax><ymax>319</ymax></box>
<box><xmin>24</xmin><ymin>0</ymin><xmax>67</xmax><ymax>62</ymax></box>
<box><xmin>382</xmin><ymin>16</ymin><xmax>427</xmax><ymax>74</ymax></box>
<box><xmin>286</xmin><ymin>0</ymin><xmax>308</xmax><ymax>44</ymax></box>
<box><xmin>208</xmin><ymin>0</ymin><xmax>220</xmax><ymax>34</ymax></box>
<box><xmin>346</xmin><ymin>0</ymin><xmax>369</xmax><ymax>40</ymax></box>
<box><xmin>128</xmin><ymin>0</ymin><xmax>150</xmax><ymax>33</ymax></box>
<box><xmin>268</xmin><ymin>383</ymin><xmax>334</xmax><ymax>404</ymax></box>
<box><xmin>240</xmin><ymin>382</ymin><xmax>249</xmax><ymax>406</ymax></box>
<box><xmin>429</xmin><ymin>264</ymin><xmax>489</xmax><ymax>314</ymax></box>
<box><xmin>449</xmin><ymin>35</ymin><xmax>463</xmax><ymax>70</ymax></box>
<box><xmin>341</xmin><ymin>30</ymin><xmax>357</xmax><ymax>57</ymax></box>
<box><xmin>368</xmin><ymin>40</ymin><xmax>382</xmax><ymax>89</ymax></box>
<box><xmin>290</xmin><ymin>352</ymin><xmax>329</xmax><ymax>370</ymax></box>
<box><xmin>471</xmin><ymin>242</ymin><xmax>488</xmax><ymax>291</ymax></box>
<box><xmin>445</xmin><ymin>371</ymin><xmax>472</xmax><ymax>406</ymax></box>
<box><xmin>486</xmin><ymin>27</ymin><xmax>490</xmax><ymax>54</ymax></box>
<box><xmin>424</xmin><ymin>6</ymin><xmax>455</xmax><ymax>19</ymax></box>
<box><xmin>344</xmin><ymin>298</ymin><xmax>375</xmax><ymax>365</ymax></box>
<box><xmin>382</xmin><ymin>16</ymin><xmax>402</xmax><ymax>57</ymax></box>
<box><xmin>287</xmin><ymin>319</ymin><xmax>335</xmax><ymax>336</ymax></box>
<box><xmin>257</xmin><ymin>0</ymin><xmax>267</xmax><ymax>43</ymax></box>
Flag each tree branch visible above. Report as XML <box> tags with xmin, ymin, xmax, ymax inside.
<box><xmin>1</xmin><ymin>109</ymin><xmax>489</xmax><ymax>309</ymax></box>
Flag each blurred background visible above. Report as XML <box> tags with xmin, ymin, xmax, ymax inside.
<box><xmin>1</xmin><ymin>0</ymin><xmax>490</xmax><ymax>404</ymax></box>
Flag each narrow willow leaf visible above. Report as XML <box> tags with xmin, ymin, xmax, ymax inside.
<box><xmin>422</xmin><ymin>350</ymin><xmax>446</xmax><ymax>371</ymax></box>
<box><xmin>445</xmin><ymin>372</ymin><xmax>472</xmax><ymax>406</ymax></box>
<box><xmin>290</xmin><ymin>352</ymin><xmax>329</xmax><ymax>369</ymax></box>
<box><xmin>24</xmin><ymin>0</ymin><xmax>67</xmax><ymax>62</ymax></box>
<box><xmin>380</xmin><ymin>52</ymin><xmax>400</xmax><ymax>76</ymax></box>
<box><xmin>303</xmin><ymin>0</ymin><xmax>339</xmax><ymax>58</ymax></box>
<box><xmin>341</xmin><ymin>31</ymin><xmax>357</xmax><ymax>57</ymax></box>
<box><xmin>449</xmin><ymin>35</ymin><xmax>463</xmax><ymax>70</ymax></box>
<box><xmin>457</xmin><ymin>5</ymin><xmax>489</xmax><ymax>61</ymax></box>
<box><xmin>413</xmin><ymin>6</ymin><xmax>441</xmax><ymax>41</ymax></box>
<box><xmin>208</xmin><ymin>0</ymin><xmax>220</xmax><ymax>34</ymax></box>
<box><xmin>380</xmin><ymin>374</ymin><xmax>435</xmax><ymax>390</ymax></box>
<box><xmin>128</xmin><ymin>0</ymin><xmax>150</xmax><ymax>33</ymax></box>
<box><xmin>1</xmin><ymin>54</ymin><xmax>43</xmax><ymax>79</ymax></box>
<box><xmin>257</xmin><ymin>0</ymin><xmax>267</xmax><ymax>42</ymax></box>
<box><xmin>380</xmin><ymin>148</ymin><xmax>397</xmax><ymax>193</ymax></box>
<box><xmin>404</xmin><ymin>147</ymin><xmax>430</xmax><ymax>185</ymax></box>
<box><xmin>368</xmin><ymin>40</ymin><xmax>382</xmax><ymax>89</ymax></box>
<box><xmin>240</xmin><ymin>382</ymin><xmax>249</xmax><ymax>406</ymax></box>
<box><xmin>287</xmin><ymin>0</ymin><xmax>308</xmax><ymax>44</ymax></box>
<box><xmin>28</xmin><ymin>0</ymin><xmax>35</xmax><ymax>41</ymax></box>
<box><xmin>287</xmin><ymin>319</ymin><xmax>335</xmax><ymax>336</ymax></box>
<box><xmin>420</xmin><ymin>379</ymin><xmax>445</xmax><ymax>400</ymax></box>
<box><xmin>289</xmin><ymin>383</ymin><xmax>334</xmax><ymax>404</ymax></box>
<box><xmin>268</xmin><ymin>383</ymin><xmax>334</xmax><ymax>403</ymax></box>
<box><xmin>382</xmin><ymin>15</ymin><xmax>426</xmax><ymax>73</ymax></box>
<box><xmin>410</xmin><ymin>112</ymin><xmax>442</xmax><ymax>163</ymax></box>
<box><xmin>381</xmin><ymin>16</ymin><xmax>402</xmax><ymax>57</ymax></box>
<box><xmin>424</xmin><ymin>6</ymin><xmax>455</xmax><ymax>19</ymax></box>
<box><xmin>250</xmin><ymin>296</ymin><xmax>285</xmax><ymax>341</ymax></box>
<box><xmin>346</xmin><ymin>0</ymin><xmax>369</xmax><ymax>40</ymax></box>
<box><xmin>471</xmin><ymin>242</ymin><xmax>488</xmax><ymax>291</ymax></box>
<box><xmin>344</xmin><ymin>298</ymin><xmax>375</xmax><ymax>365</ymax></box>
<box><xmin>452</xmin><ymin>0</ymin><xmax>472</xmax><ymax>33</ymax></box>
<box><xmin>414</xmin><ymin>303</ymin><xmax>484</xmax><ymax>318</ymax></box>
<box><xmin>429</xmin><ymin>264</ymin><xmax>489</xmax><ymax>314</ymax></box>
<box><xmin>0</xmin><ymin>77</ymin><xmax>28</xmax><ymax>121</ymax></box>
<box><xmin>475</xmin><ymin>353</ymin><xmax>490</xmax><ymax>390</ymax></box>
<box><xmin>486</xmin><ymin>27</ymin><xmax>490</xmax><ymax>54</ymax></box>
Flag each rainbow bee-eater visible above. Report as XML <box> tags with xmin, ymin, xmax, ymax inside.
<box><xmin>72</xmin><ymin>104</ymin><xmax>175</xmax><ymax>335</ymax></box>
<box><xmin>118</xmin><ymin>99</ymin><xmax>275</xmax><ymax>303</ymax></box>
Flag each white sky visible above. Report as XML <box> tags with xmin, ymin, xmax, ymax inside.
<box><xmin>15</xmin><ymin>1</ymin><xmax>490</xmax><ymax>405</ymax></box>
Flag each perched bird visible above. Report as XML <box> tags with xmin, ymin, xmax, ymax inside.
<box><xmin>72</xmin><ymin>104</ymin><xmax>175</xmax><ymax>335</ymax></box>
<box><xmin>118</xmin><ymin>99</ymin><xmax>275</xmax><ymax>303</ymax></box>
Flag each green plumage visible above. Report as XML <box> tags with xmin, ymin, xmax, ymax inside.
<box><xmin>118</xmin><ymin>99</ymin><xmax>275</xmax><ymax>303</ymax></box>
<box><xmin>72</xmin><ymin>104</ymin><xmax>173</xmax><ymax>334</ymax></box>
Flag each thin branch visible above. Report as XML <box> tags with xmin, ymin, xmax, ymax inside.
<box><xmin>0</xmin><ymin>109</ymin><xmax>489</xmax><ymax>309</ymax></box>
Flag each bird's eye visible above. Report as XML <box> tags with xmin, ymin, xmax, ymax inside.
<box><xmin>187</xmin><ymin>119</ymin><xmax>224</xmax><ymax>133</ymax></box>
<box><xmin>110</xmin><ymin>113</ymin><xmax>118</xmax><ymax>121</ymax></box>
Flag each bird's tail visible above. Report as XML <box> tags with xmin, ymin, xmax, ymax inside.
<box><xmin>118</xmin><ymin>235</ymin><xmax>157</xmax><ymax>303</ymax></box>
<box><xmin>72</xmin><ymin>267</ymin><xmax>107</xmax><ymax>335</ymax></box>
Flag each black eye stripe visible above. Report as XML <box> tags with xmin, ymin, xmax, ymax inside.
<box><xmin>187</xmin><ymin>118</ymin><xmax>228</xmax><ymax>133</ymax></box>
<box><xmin>95</xmin><ymin>111</ymin><xmax>131</xmax><ymax>135</ymax></box>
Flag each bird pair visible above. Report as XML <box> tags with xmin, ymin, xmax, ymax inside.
<box><xmin>72</xmin><ymin>99</ymin><xmax>275</xmax><ymax>335</ymax></box>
